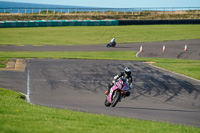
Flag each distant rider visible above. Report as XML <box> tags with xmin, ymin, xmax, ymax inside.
<box><xmin>105</xmin><ymin>67</ymin><xmax>133</xmax><ymax>97</ymax></box>
<box><xmin>110</xmin><ymin>38</ymin><xmax>116</xmax><ymax>46</ymax></box>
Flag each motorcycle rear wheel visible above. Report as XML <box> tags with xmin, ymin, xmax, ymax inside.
<box><xmin>111</xmin><ymin>90</ymin><xmax>121</xmax><ymax>107</ymax></box>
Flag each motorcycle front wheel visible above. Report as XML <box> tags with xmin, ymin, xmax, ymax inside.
<box><xmin>111</xmin><ymin>90</ymin><xmax>121</xmax><ymax>107</ymax></box>
<box><xmin>113</xmin><ymin>43</ymin><xmax>116</xmax><ymax>47</ymax></box>
<box><xmin>104</xmin><ymin>97</ymin><xmax>111</xmax><ymax>107</ymax></box>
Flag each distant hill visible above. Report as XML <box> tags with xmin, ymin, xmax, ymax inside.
<box><xmin>0</xmin><ymin>1</ymin><xmax>93</xmax><ymax>8</ymax></box>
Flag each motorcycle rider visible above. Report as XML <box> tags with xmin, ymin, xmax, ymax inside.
<box><xmin>110</xmin><ymin>38</ymin><xmax>116</xmax><ymax>46</ymax></box>
<box><xmin>105</xmin><ymin>67</ymin><xmax>133</xmax><ymax>97</ymax></box>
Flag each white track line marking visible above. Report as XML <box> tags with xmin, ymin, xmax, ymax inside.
<box><xmin>136</xmin><ymin>51</ymin><xmax>140</xmax><ymax>58</ymax></box>
<box><xmin>135</xmin><ymin>49</ymin><xmax>199</xmax><ymax>83</ymax></box>
<box><xmin>20</xmin><ymin>92</ymin><xmax>27</xmax><ymax>97</ymax></box>
<box><xmin>26</xmin><ymin>60</ymin><xmax>31</xmax><ymax>104</ymax></box>
<box><xmin>149</xmin><ymin>63</ymin><xmax>200</xmax><ymax>83</ymax></box>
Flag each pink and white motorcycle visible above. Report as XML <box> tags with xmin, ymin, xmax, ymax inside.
<box><xmin>104</xmin><ymin>78</ymin><xmax>129</xmax><ymax>107</ymax></box>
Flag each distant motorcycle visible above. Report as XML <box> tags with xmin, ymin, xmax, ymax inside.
<box><xmin>104</xmin><ymin>78</ymin><xmax>129</xmax><ymax>107</ymax></box>
<box><xmin>106</xmin><ymin>42</ymin><xmax>116</xmax><ymax>47</ymax></box>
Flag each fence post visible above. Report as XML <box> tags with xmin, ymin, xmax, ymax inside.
<box><xmin>32</xmin><ymin>8</ymin><xmax>34</xmax><ymax>15</ymax></box>
<box><xmin>47</xmin><ymin>9</ymin><xmax>48</xmax><ymax>15</ymax></box>
<box><xmin>4</xmin><ymin>8</ymin><xmax>5</xmax><ymax>15</ymax></box>
<box><xmin>11</xmin><ymin>8</ymin><xmax>12</xmax><ymax>15</ymax></box>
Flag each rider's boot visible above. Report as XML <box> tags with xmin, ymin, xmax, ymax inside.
<box><xmin>124</xmin><ymin>91</ymin><xmax>130</xmax><ymax>98</ymax></box>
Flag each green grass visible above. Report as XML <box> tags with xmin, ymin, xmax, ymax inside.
<box><xmin>0</xmin><ymin>25</ymin><xmax>200</xmax><ymax>45</ymax></box>
<box><xmin>0</xmin><ymin>58</ymin><xmax>9</xmax><ymax>68</ymax></box>
<box><xmin>0</xmin><ymin>51</ymin><xmax>199</xmax><ymax>80</ymax></box>
<box><xmin>0</xmin><ymin>87</ymin><xmax>199</xmax><ymax>133</ymax></box>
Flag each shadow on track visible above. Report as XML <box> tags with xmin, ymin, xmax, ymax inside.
<box><xmin>117</xmin><ymin>107</ymin><xmax>200</xmax><ymax>113</ymax></box>
<box><xmin>131</xmin><ymin>65</ymin><xmax>200</xmax><ymax>102</ymax></box>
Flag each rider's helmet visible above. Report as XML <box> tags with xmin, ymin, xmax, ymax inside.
<box><xmin>124</xmin><ymin>67</ymin><xmax>131</xmax><ymax>77</ymax></box>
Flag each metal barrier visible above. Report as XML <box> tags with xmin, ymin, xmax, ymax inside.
<box><xmin>1</xmin><ymin>19</ymin><xmax>200</xmax><ymax>28</ymax></box>
<box><xmin>118</xmin><ymin>19</ymin><xmax>200</xmax><ymax>25</ymax></box>
<box><xmin>0</xmin><ymin>7</ymin><xmax>200</xmax><ymax>20</ymax></box>
<box><xmin>0</xmin><ymin>20</ymin><xmax>119</xmax><ymax>28</ymax></box>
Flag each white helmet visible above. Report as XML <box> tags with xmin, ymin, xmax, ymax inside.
<box><xmin>124</xmin><ymin>67</ymin><xmax>131</xmax><ymax>76</ymax></box>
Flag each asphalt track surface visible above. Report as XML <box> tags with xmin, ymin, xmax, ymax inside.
<box><xmin>0</xmin><ymin>39</ymin><xmax>200</xmax><ymax>127</ymax></box>
<box><xmin>0</xmin><ymin>39</ymin><xmax>200</xmax><ymax>60</ymax></box>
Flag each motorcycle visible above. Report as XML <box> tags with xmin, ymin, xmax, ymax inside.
<box><xmin>104</xmin><ymin>78</ymin><xmax>129</xmax><ymax>107</ymax></box>
<box><xmin>106</xmin><ymin>42</ymin><xmax>116</xmax><ymax>47</ymax></box>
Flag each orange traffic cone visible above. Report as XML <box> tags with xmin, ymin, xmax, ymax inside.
<box><xmin>140</xmin><ymin>45</ymin><xmax>143</xmax><ymax>52</ymax></box>
<box><xmin>184</xmin><ymin>44</ymin><xmax>187</xmax><ymax>51</ymax></box>
<box><xmin>163</xmin><ymin>45</ymin><xmax>166</xmax><ymax>52</ymax></box>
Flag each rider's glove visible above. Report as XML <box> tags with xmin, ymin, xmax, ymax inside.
<box><xmin>114</xmin><ymin>75</ymin><xmax>118</xmax><ymax>80</ymax></box>
<box><xmin>112</xmin><ymin>80</ymin><xmax>116</xmax><ymax>84</ymax></box>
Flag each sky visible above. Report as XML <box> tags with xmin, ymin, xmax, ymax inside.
<box><xmin>2</xmin><ymin>0</ymin><xmax>200</xmax><ymax>8</ymax></box>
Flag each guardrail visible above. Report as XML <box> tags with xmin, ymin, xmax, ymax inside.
<box><xmin>1</xmin><ymin>19</ymin><xmax>200</xmax><ymax>28</ymax></box>
<box><xmin>0</xmin><ymin>20</ymin><xmax>119</xmax><ymax>27</ymax></box>
<box><xmin>0</xmin><ymin>7</ymin><xmax>200</xmax><ymax>20</ymax></box>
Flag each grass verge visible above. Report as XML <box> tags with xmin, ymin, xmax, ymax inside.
<box><xmin>0</xmin><ymin>25</ymin><xmax>200</xmax><ymax>45</ymax></box>
<box><xmin>0</xmin><ymin>87</ymin><xmax>199</xmax><ymax>133</ymax></box>
<box><xmin>0</xmin><ymin>51</ymin><xmax>199</xmax><ymax>80</ymax></box>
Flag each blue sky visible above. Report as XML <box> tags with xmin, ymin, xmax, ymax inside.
<box><xmin>3</xmin><ymin>0</ymin><xmax>200</xmax><ymax>8</ymax></box>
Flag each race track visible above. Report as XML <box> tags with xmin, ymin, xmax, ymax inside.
<box><xmin>0</xmin><ymin>39</ymin><xmax>200</xmax><ymax>127</ymax></box>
